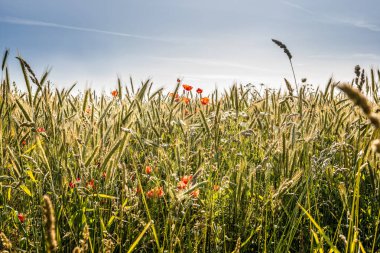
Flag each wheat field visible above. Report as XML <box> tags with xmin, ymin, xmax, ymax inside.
<box><xmin>1</xmin><ymin>49</ymin><xmax>380</xmax><ymax>252</ymax></box>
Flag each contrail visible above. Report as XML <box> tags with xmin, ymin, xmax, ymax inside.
<box><xmin>0</xmin><ymin>16</ymin><xmax>172</xmax><ymax>42</ymax></box>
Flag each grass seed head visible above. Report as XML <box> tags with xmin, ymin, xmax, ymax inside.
<box><xmin>0</xmin><ymin>232</ymin><xmax>12</xmax><ymax>250</ymax></box>
<box><xmin>337</xmin><ymin>83</ymin><xmax>371</xmax><ymax>115</ymax></box>
<box><xmin>272</xmin><ymin>39</ymin><xmax>292</xmax><ymax>60</ymax></box>
<box><xmin>354</xmin><ymin>65</ymin><xmax>361</xmax><ymax>78</ymax></box>
<box><xmin>78</xmin><ymin>224</ymin><xmax>90</xmax><ymax>252</ymax></box>
<box><xmin>369</xmin><ymin>113</ymin><xmax>380</xmax><ymax>128</ymax></box>
<box><xmin>102</xmin><ymin>238</ymin><xmax>115</xmax><ymax>253</ymax></box>
<box><xmin>43</xmin><ymin>195</ymin><xmax>57</xmax><ymax>252</ymax></box>
<box><xmin>371</xmin><ymin>139</ymin><xmax>380</xmax><ymax>153</ymax></box>
<box><xmin>232</xmin><ymin>237</ymin><xmax>241</xmax><ymax>253</ymax></box>
<box><xmin>72</xmin><ymin>247</ymin><xmax>81</xmax><ymax>253</ymax></box>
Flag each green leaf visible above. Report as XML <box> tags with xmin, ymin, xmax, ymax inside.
<box><xmin>20</xmin><ymin>184</ymin><xmax>33</xmax><ymax>197</ymax></box>
<box><xmin>25</xmin><ymin>170</ymin><xmax>37</xmax><ymax>183</ymax></box>
<box><xmin>127</xmin><ymin>221</ymin><xmax>152</xmax><ymax>253</ymax></box>
<box><xmin>107</xmin><ymin>216</ymin><xmax>116</xmax><ymax>229</ymax></box>
<box><xmin>298</xmin><ymin>203</ymin><xmax>340</xmax><ymax>252</ymax></box>
<box><xmin>92</xmin><ymin>194</ymin><xmax>118</xmax><ymax>199</ymax></box>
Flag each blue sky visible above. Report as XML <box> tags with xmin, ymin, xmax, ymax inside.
<box><xmin>1</xmin><ymin>0</ymin><xmax>379</xmax><ymax>93</ymax></box>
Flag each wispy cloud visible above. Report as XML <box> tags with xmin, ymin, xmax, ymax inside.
<box><xmin>335</xmin><ymin>18</ymin><xmax>380</xmax><ymax>32</ymax></box>
<box><xmin>281</xmin><ymin>1</ymin><xmax>314</xmax><ymax>15</ymax></box>
<box><xmin>152</xmin><ymin>56</ymin><xmax>278</xmax><ymax>73</ymax></box>
<box><xmin>185</xmin><ymin>74</ymin><xmax>246</xmax><ymax>80</ymax></box>
<box><xmin>0</xmin><ymin>16</ymin><xmax>173</xmax><ymax>42</ymax></box>
<box><xmin>353</xmin><ymin>53</ymin><xmax>380</xmax><ymax>60</ymax></box>
<box><xmin>282</xmin><ymin>1</ymin><xmax>380</xmax><ymax>33</ymax></box>
<box><xmin>309</xmin><ymin>53</ymin><xmax>380</xmax><ymax>60</ymax></box>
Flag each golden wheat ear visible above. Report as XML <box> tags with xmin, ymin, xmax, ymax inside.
<box><xmin>72</xmin><ymin>246</ymin><xmax>81</xmax><ymax>253</ymax></box>
<box><xmin>0</xmin><ymin>232</ymin><xmax>12</xmax><ymax>250</ymax></box>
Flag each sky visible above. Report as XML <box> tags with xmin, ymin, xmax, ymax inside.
<box><xmin>0</xmin><ymin>0</ymin><xmax>379</xmax><ymax>94</ymax></box>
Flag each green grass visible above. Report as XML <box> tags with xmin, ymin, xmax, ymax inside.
<box><xmin>1</xmin><ymin>51</ymin><xmax>380</xmax><ymax>252</ymax></box>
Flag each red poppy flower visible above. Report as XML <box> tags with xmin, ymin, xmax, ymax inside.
<box><xmin>146</xmin><ymin>189</ymin><xmax>155</xmax><ymax>198</ymax></box>
<box><xmin>69</xmin><ymin>182</ymin><xmax>75</xmax><ymax>188</ymax></box>
<box><xmin>156</xmin><ymin>187</ymin><xmax>164</xmax><ymax>198</ymax></box>
<box><xmin>18</xmin><ymin>213</ymin><xmax>25</xmax><ymax>223</ymax></box>
<box><xmin>36</xmin><ymin>127</ymin><xmax>45</xmax><ymax>133</ymax></box>
<box><xmin>87</xmin><ymin>179</ymin><xmax>95</xmax><ymax>189</ymax></box>
<box><xmin>200</xmin><ymin>97</ymin><xmax>210</xmax><ymax>105</ymax></box>
<box><xmin>182</xmin><ymin>97</ymin><xmax>190</xmax><ymax>105</ymax></box>
<box><xmin>22</xmin><ymin>140</ymin><xmax>27</xmax><ymax>146</ymax></box>
<box><xmin>76</xmin><ymin>177</ymin><xmax>81</xmax><ymax>182</ymax></box>
<box><xmin>177</xmin><ymin>181</ymin><xmax>187</xmax><ymax>190</ymax></box>
<box><xmin>213</xmin><ymin>185</ymin><xmax>220</xmax><ymax>191</ymax></box>
<box><xmin>196</xmin><ymin>88</ymin><xmax>203</xmax><ymax>94</ymax></box>
<box><xmin>182</xmin><ymin>84</ymin><xmax>193</xmax><ymax>91</ymax></box>
<box><xmin>146</xmin><ymin>186</ymin><xmax>164</xmax><ymax>198</ymax></box>
<box><xmin>190</xmin><ymin>189</ymin><xmax>200</xmax><ymax>198</ymax></box>
<box><xmin>111</xmin><ymin>90</ymin><xmax>118</xmax><ymax>97</ymax></box>
<box><xmin>145</xmin><ymin>166</ymin><xmax>152</xmax><ymax>174</ymax></box>
<box><xmin>181</xmin><ymin>175</ymin><xmax>192</xmax><ymax>185</ymax></box>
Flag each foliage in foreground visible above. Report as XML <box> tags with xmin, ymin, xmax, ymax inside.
<box><xmin>1</xmin><ymin>52</ymin><xmax>380</xmax><ymax>252</ymax></box>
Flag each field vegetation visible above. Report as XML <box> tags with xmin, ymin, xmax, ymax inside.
<box><xmin>1</xmin><ymin>49</ymin><xmax>380</xmax><ymax>252</ymax></box>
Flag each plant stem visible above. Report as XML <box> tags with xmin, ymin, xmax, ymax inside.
<box><xmin>289</xmin><ymin>59</ymin><xmax>298</xmax><ymax>94</ymax></box>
